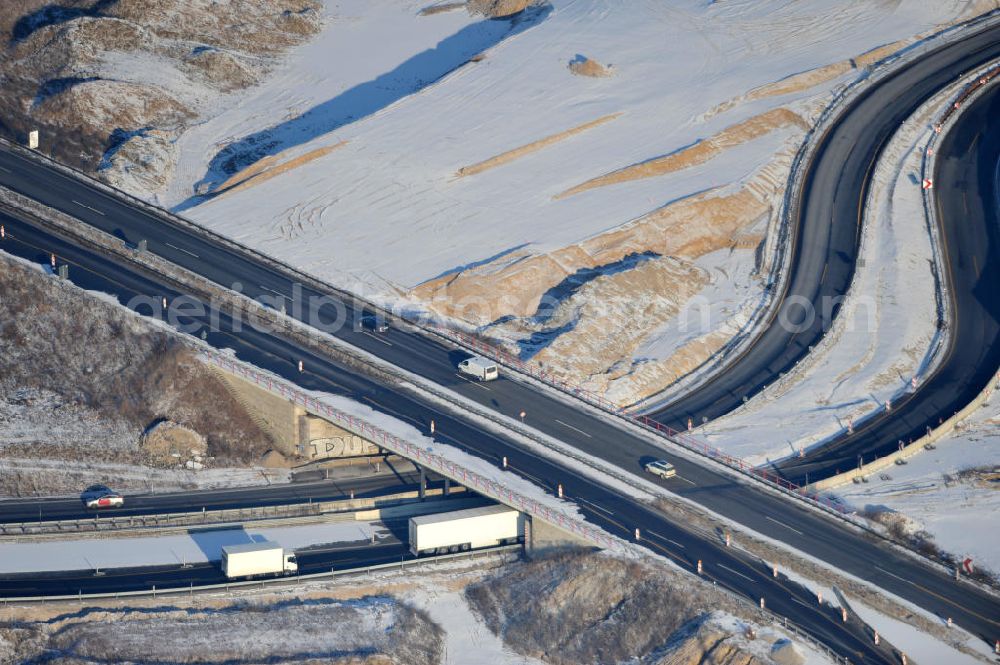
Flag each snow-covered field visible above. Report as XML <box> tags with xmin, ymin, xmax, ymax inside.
<box><xmin>172</xmin><ymin>0</ymin><xmax>968</xmax><ymax>289</ymax></box>
<box><xmin>701</xmin><ymin>73</ymin><xmax>950</xmax><ymax>465</ymax></box>
<box><xmin>836</xmin><ymin>401</ymin><xmax>1000</xmax><ymax>575</ymax></box>
<box><xmin>154</xmin><ymin>0</ymin><xmax>980</xmax><ymax>404</ymax></box>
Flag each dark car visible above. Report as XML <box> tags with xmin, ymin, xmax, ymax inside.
<box><xmin>360</xmin><ymin>315</ymin><xmax>389</xmax><ymax>333</ymax></box>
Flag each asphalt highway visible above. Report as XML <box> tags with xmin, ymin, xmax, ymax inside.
<box><xmin>0</xmin><ymin>19</ymin><xmax>998</xmax><ymax>659</ymax></box>
<box><xmin>0</xmin><ymin>538</ymin><xmax>415</xmax><ymax>597</ymax></box>
<box><xmin>0</xmin><ymin>464</ymin><xmax>443</xmax><ymax>523</ymax></box>
<box><xmin>0</xmin><ymin>216</ymin><xmax>995</xmax><ymax>661</ymax></box>
<box><xmin>779</xmin><ymin>78</ymin><xmax>1000</xmax><ymax>482</ymax></box>
<box><xmin>644</xmin><ymin>25</ymin><xmax>1000</xmax><ymax>484</ymax></box>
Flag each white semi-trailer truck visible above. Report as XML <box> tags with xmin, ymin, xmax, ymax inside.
<box><xmin>409</xmin><ymin>505</ymin><xmax>522</xmax><ymax>556</ymax></box>
<box><xmin>221</xmin><ymin>541</ymin><xmax>298</xmax><ymax>578</ymax></box>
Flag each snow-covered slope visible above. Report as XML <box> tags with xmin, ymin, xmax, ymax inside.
<box><xmin>165</xmin><ymin>0</ymin><xmax>978</xmax><ymax>404</ymax></box>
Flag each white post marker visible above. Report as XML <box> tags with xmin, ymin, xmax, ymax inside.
<box><xmin>298</xmin><ymin>360</ymin><xmax>304</xmax><ymax>373</ymax></box>
<box><xmin>725</xmin><ymin>532</ymin><xmax>731</xmax><ymax>547</ymax></box>
<box><xmin>1</xmin><ymin>225</ymin><xmax>5</xmax><ymax>239</ymax></box>
<box><xmin>687</xmin><ymin>418</ymin><xmax>693</xmax><ymax>432</ymax></box>
<box><xmin>50</xmin><ymin>253</ymin><xmax>56</xmax><ymax>268</ymax></box>
<box><xmin>162</xmin><ymin>296</ymin><xmax>167</xmax><ymax>309</ymax></box>
<box><xmin>557</xmin><ymin>483</ymin><xmax>563</xmax><ymax>499</ymax></box>
<box><xmin>874</xmin><ymin>630</ymin><xmax>879</xmax><ymax>646</ymax></box>
<box><xmin>817</xmin><ymin>591</ymin><xmax>822</xmax><ymax>605</ymax></box>
<box><xmin>697</xmin><ymin>560</ymin><xmax>703</xmax><ymax>575</ymax></box>
<box><xmin>502</xmin><ymin>456</ymin><xmax>507</xmax><ymax>469</ymax></box>
<box><xmin>519</xmin><ymin>410</ymin><xmax>526</xmax><ymax>423</ymax></box>
<box><xmin>28</xmin><ymin>130</ymin><xmax>38</xmax><ymax>149</ymax></box>
<box><xmin>772</xmin><ymin>564</ymin><xmax>778</xmax><ymax>578</ymax></box>
<box><xmin>430</xmin><ymin>419</ymin><xmax>435</xmax><ymax>434</ymax></box>
<box><xmin>634</xmin><ymin>528</ymin><xmax>640</xmax><ymax>541</ymax></box>
<box><xmin>842</xmin><ymin>607</ymin><xmax>848</xmax><ymax>623</ymax></box>
<box><xmin>760</xmin><ymin>597</ymin><xmax>765</xmax><ymax>610</ymax></box>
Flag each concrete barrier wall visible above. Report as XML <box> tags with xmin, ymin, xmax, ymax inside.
<box><xmin>810</xmin><ymin>370</ymin><xmax>998</xmax><ymax>492</ymax></box>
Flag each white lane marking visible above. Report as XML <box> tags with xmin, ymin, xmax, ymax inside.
<box><xmin>673</xmin><ymin>474</ymin><xmax>696</xmax><ymax>485</ymax></box>
<box><xmin>72</xmin><ymin>200</ymin><xmax>104</xmax><ymax>216</ymax></box>
<box><xmin>164</xmin><ymin>242</ymin><xmax>199</xmax><ymax>258</ymax></box>
<box><xmin>875</xmin><ymin>566</ymin><xmax>911</xmax><ymax>584</ymax></box>
<box><xmin>765</xmin><ymin>515</ymin><xmax>804</xmax><ymax>535</ymax></box>
<box><xmin>0</xmin><ymin>165</ymin><xmax>10</xmax><ymax>173</ymax></box>
<box><xmin>362</xmin><ymin>331</ymin><xmax>392</xmax><ymax>346</ymax></box>
<box><xmin>259</xmin><ymin>285</ymin><xmax>286</xmax><ymax>299</ymax></box>
<box><xmin>554</xmin><ymin>419</ymin><xmax>592</xmax><ymax>438</ymax></box>
<box><xmin>646</xmin><ymin>529</ymin><xmax>686</xmax><ymax>549</ymax></box>
<box><xmin>718</xmin><ymin>563</ymin><xmax>757</xmax><ymax>584</ymax></box>
<box><xmin>456</xmin><ymin>374</ymin><xmax>491</xmax><ymax>391</ymax></box>
<box><xmin>791</xmin><ymin>596</ymin><xmax>816</xmax><ymax>610</ymax></box>
<box><xmin>577</xmin><ymin>497</ymin><xmax>613</xmax><ymax>516</ymax></box>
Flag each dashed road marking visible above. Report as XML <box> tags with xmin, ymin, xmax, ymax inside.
<box><xmin>555</xmin><ymin>419</ymin><xmax>592</xmax><ymax>438</ymax></box>
<box><xmin>72</xmin><ymin>200</ymin><xmax>104</xmax><ymax>216</ymax></box>
<box><xmin>718</xmin><ymin>563</ymin><xmax>756</xmax><ymax>584</ymax></box>
<box><xmin>456</xmin><ymin>374</ymin><xmax>491</xmax><ymax>391</ymax></box>
<box><xmin>766</xmin><ymin>515</ymin><xmax>804</xmax><ymax>535</ymax></box>
<box><xmin>164</xmin><ymin>242</ymin><xmax>199</xmax><ymax>258</ymax></box>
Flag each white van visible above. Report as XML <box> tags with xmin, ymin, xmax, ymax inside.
<box><xmin>458</xmin><ymin>356</ymin><xmax>499</xmax><ymax>381</ymax></box>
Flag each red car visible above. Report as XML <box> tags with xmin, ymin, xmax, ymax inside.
<box><xmin>82</xmin><ymin>485</ymin><xmax>125</xmax><ymax>509</ymax></box>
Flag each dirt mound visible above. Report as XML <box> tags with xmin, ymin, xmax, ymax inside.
<box><xmin>0</xmin><ymin>0</ymin><xmax>322</xmax><ymax>195</ymax></box>
<box><xmin>2</xmin><ymin>597</ymin><xmax>442</xmax><ymax>665</ymax></box>
<box><xmin>261</xmin><ymin>449</ymin><xmax>293</xmax><ymax>468</ymax></box>
<box><xmin>467</xmin><ymin>0</ymin><xmax>538</xmax><ymax>18</ymax></box>
<box><xmin>568</xmin><ymin>55</ymin><xmax>612</xmax><ymax>77</ymax></box>
<box><xmin>141</xmin><ymin>420</ymin><xmax>208</xmax><ymax>464</ymax></box>
<box><xmin>558</xmin><ymin>108</ymin><xmax>807</xmax><ymax>199</ymax></box>
<box><xmin>466</xmin><ymin>551</ymin><xmax>781</xmax><ymax>665</ymax></box>
<box><xmin>0</xmin><ymin>253</ymin><xmax>275</xmax><ymax>464</ymax></box>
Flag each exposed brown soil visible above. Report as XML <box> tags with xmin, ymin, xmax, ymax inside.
<box><xmin>557</xmin><ymin>109</ymin><xmax>807</xmax><ymax>199</ymax></box>
<box><xmin>0</xmin><ymin>0</ymin><xmax>322</xmax><ymax>191</ymax></box>
<box><xmin>0</xmin><ymin>253</ymin><xmax>274</xmax><ymax>465</ymax></box>
<box><xmin>568</xmin><ymin>56</ymin><xmax>612</xmax><ymax>78</ymax></box>
<box><xmin>456</xmin><ymin>113</ymin><xmax>621</xmax><ymax>178</ymax></box>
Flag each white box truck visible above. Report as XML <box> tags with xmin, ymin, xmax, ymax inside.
<box><xmin>221</xmin><ymin>541</ymin><xmax>298</xmax><ymax>578</ymax></box>
<box><xmin>458</xmin><ymin>356</ymin><xmax>499</xmax><ymax>381</ymax></box>
<box><xmin>409</xmin><ymin>505</ymin><xmax>522</xmax><ymax>556</ymax></box>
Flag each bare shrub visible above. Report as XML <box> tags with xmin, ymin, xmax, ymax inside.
<box><xmin>0</xmin><ymin>255</ymin><xmax>274</xmax><ymax>464</ymax></box>
<box><xmin>41</xmin><ymin>596</ymin><xmax>441</xmax><ymax>665</ymax></box>
<box><xmin>466</xmin><ymin>549</ymin><xmax>730</xmax><ymax>664</ymax></box>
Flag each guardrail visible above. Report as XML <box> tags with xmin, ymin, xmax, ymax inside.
<box><xmin>0</xmin><ymin>545</ymin><xmax>523</xmax><ymax>604</ymax></box>
<box><xmin>434</xmin><ymin>327</ymin><xmax>852</xmax><ymax>517</ymax></box>
<box><xmin>0</xmin><ymin>487</ymin><xmax>464</xmax><ymax>538</ymax></box>
<box><xmin>0</xmin><ymin>7</ymin><xmax>996</xmax><ymax>594</ymax></box>
<box><xmin>427</xmin><ymin>13</ymin><xmax>1000</xmax><ymax>524</ymax></box>
<box><xmin>0</xmin><ymin>12</ymin><xmax>993</xmax><ymax>532</ymax></box>
<box><xmin>204</xmin><ymin>351</ymin><xmax>622</xmax><ymax>552</ymax></box>
<box><xmin>808</xmin><ymin>65</ymin><xmax>1000</xmax><ymax>492</ymax></box>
